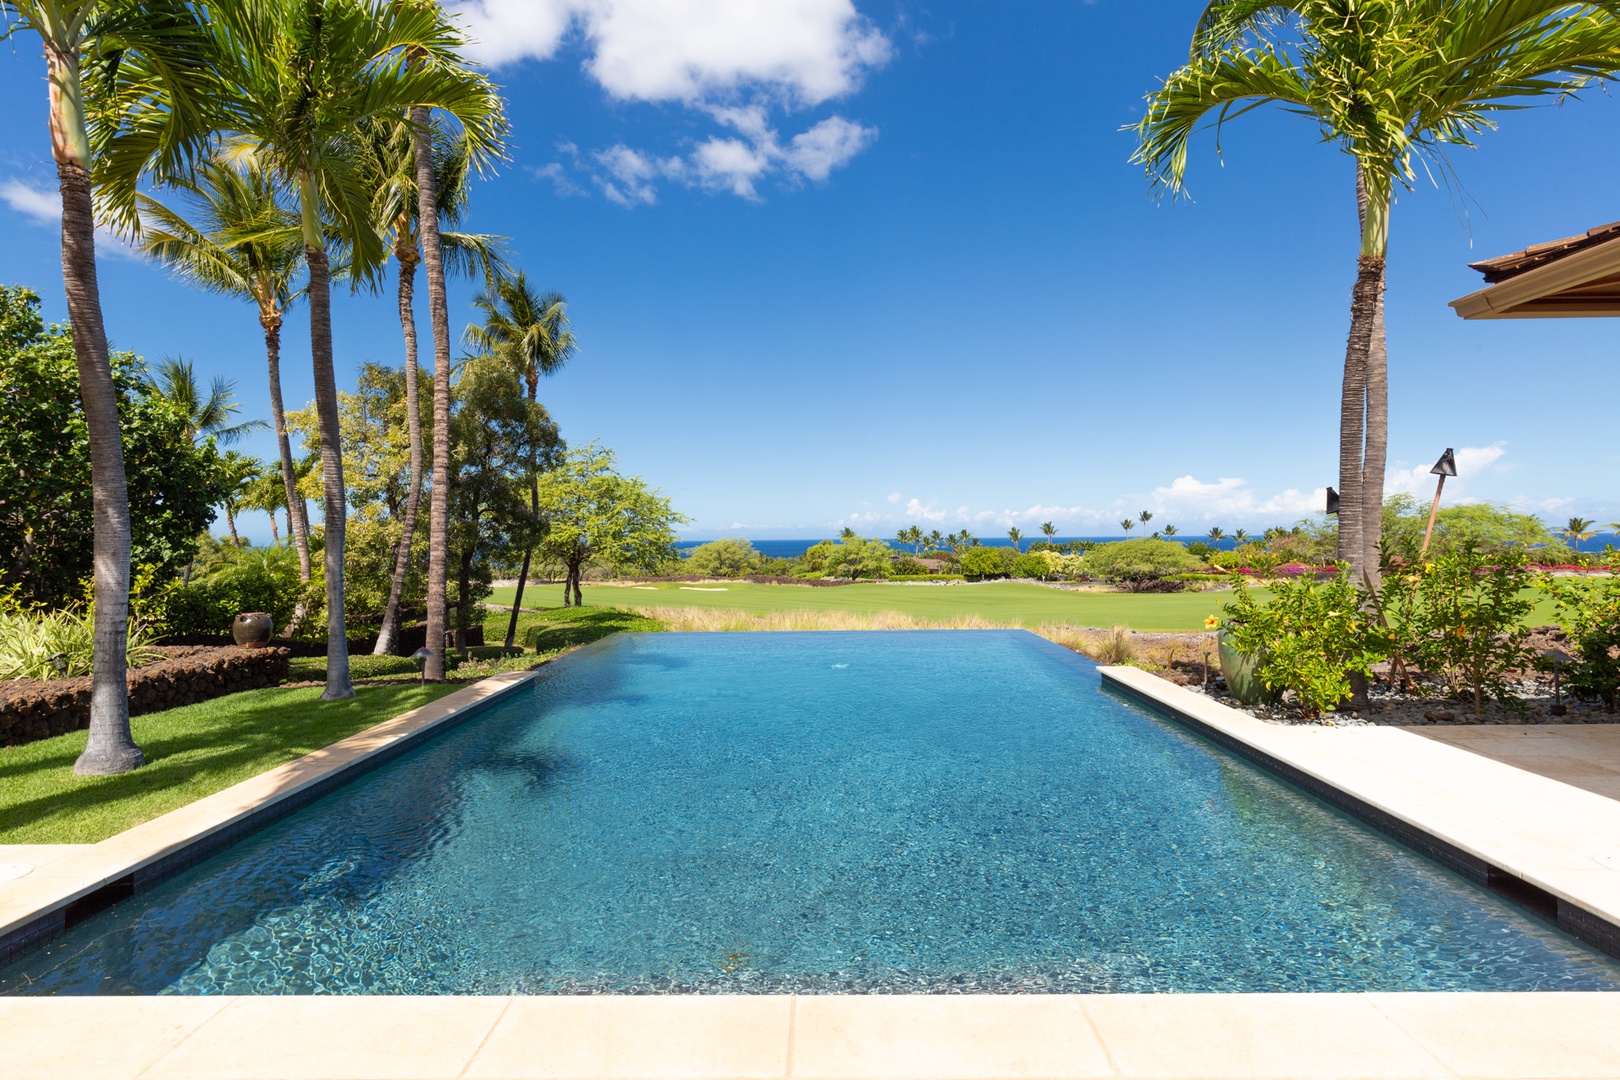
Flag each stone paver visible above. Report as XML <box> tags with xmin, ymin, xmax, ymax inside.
<box><xmin>1411</xmin><ymin>725</ymin><xmax>1620</xmax><ymax>802</ymax></box>
<box><xmin>6</xmin><ymin>993</ymin><xmax>1620</xmax><ymax>1079</ymax></box>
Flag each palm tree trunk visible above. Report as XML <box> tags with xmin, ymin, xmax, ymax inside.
<box><xmin>225</xmin><ymin>503</ymin><xmax>241</xmax><ymax>547</ymax></box>
<box><xmin>374</xmin><ymin>254</ymin><xmax>425</xmax><ymax>655</ymax></box>
<box><xmin>264</xmin><ymin>317</ymin><xmax>312</xmax><ymax>581</ymax></box>
<box><xmin>305</xmin><ymin>244</ymin><xmax>354</xmax><ymax>700</ymax></box>
<box><xmin>48</xmin><ymin>46</ymin><xmax>141</xmax><ymax>776</ymax></box>
<box><xmin>416</xmin><ymin>104</ymin><xmax>452</xmax><ymax>682</ymax></box>
<box><xmin>1362</xmin><ymin>281</ymin><xmax>1389</xmax><ymax>583</ymax></box>
<box><xmin>503</xmin><ymin>388</ymin><xmax>539</xmax><ymax>647</ymax></box>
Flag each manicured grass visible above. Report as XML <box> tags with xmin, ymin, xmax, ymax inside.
<box><xmin>489</xmin><ymin>580</ymin><xmax>1564</xmax><ymax>632</ymax></box>
<box><xmin>0</xmin><ymin>683</ymin><xmax>460</xmax><ymax>845</ymax></box>
<box><xmin>489</xmin><ymin>580</ymin><xmax>1240</xmax><ymax>632</ymax></box>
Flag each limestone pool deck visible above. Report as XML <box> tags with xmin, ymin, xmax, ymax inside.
<box><xmin>5</xmin><ymin>659</ymin><xmax>1620</xmax><ymax>1079</ymax></box>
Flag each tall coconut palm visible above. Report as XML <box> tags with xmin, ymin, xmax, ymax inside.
<box><xmin>361</xmin><ymin>113</ymin><xmax>508</xmax><ymax>655</ymax></box>
<box><xmin>1566</xmin><ymin>516</ymin><xmax>1596</xmax><ymax>553</ymax></box>
<box><xmin>1007</xmin><ymin>526</ymin><xmax>1024</xmax><ymax>552</ymax></box>
<box><xmin>1208</xmin><ymin>526</ymin><xmax>1226</xmax><ymax>541</ymax></box>
<box><xmin>114</xmin><ymin>0</ymin><xmax>508</xmax><ymax>697</ymax></box>
<box><xmin>1040</xmin><ymin>521</ymin><xmax>1057</xmax><ymax>545</ymax></box>
<box><xmin>465</xmin><ymin>273</ymin><xmax>575</xmax><ymax>647</ymax></box>
<box><xmin>1137</xmin><ymin>0</ymin><xmax>1620</xmax><ymax>590</ymax></box>
<box><xmin>1120</xmin><ymin>519</ymin><xmax>1134</xmax><ymax>536</ymax></box>
<box><xmin>134</xmin><ymin>160</ymin><xmax>313</xmax><ymax>580</ymax></box>
<box><xmin>4</xmin><ymin>0</ymin><xmax>213</xmax><ymax>775</ymax></box>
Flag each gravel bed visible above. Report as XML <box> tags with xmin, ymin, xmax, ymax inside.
<box><xmin>1187</xmin><ymin>676</ymin><xmax>1617</xmax><ymax>728</ymax></box>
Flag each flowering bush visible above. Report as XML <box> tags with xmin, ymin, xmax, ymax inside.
<box><xmin>1218</xmin><ymin>568</ymin><xmax>1389</xmax><ymax>718</ymax></box>
<box><xmin>1378</xmin><ymin>547</ymin><xmax>1534</xmax><ymax>715</ymax></box>
<box><xmin>1539</xmin><ymin>553</ymin><xmax>1620</xmax><ymax>712</ymax></box>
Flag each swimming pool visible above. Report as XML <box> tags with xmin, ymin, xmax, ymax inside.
<box><xmin>5</xmin><ymin>631</ymin><xmax>1618</xmax><ymax>995</ymax></box>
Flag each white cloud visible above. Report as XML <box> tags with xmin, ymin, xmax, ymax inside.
<box><xmin>450</xmin><ymin>0</ymin><xmax>890</xmax><ymax>105</ymax></box>
<box><xmin>1385</xmin><ymin>443</ymin><xmax>1508</xmax><ymax>498</ymax></box>
<box><xmin>785</xmin><ymin>116</ymin><xmax>878</xmax><ymax>181</ymax></box>
<box><xmin>1</xmin><ymin>180</ymin><xmax>60</xmax><ymax>224</ymax></box>
<box><xmin>1147</xmin><ymin>475</ymin><xmax>1323</xmax><ymax>521</ymax></box>
<box><xmin>529</xmin><ymin>161</ymin><xmax>584</xmax><ymax>197</ymax></box>
<box><xmin>449</xmin><ymin>1</ymin><xmax>888</xmax><ymax>204</ymax></box>
<box><xmin>2</xmin><ymin>178</ymin><xmax>137</xmax><ymax>257</ymax></box>
<box><xmin>591</xmin><ymin>144</ymin><xmax>677</xmax><ymax>206</ymax></box>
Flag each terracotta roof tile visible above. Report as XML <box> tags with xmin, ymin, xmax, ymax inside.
<box><xmin>1468</xmin><ymin>220</ymin><xmax>1620</xmax><ymax>283</ymax></box>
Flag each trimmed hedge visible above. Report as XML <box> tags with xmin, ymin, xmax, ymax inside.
<box><xmin>0</xmin><ymin>646</ymin><xmax>290</xmax><ymax>747</ymax></box>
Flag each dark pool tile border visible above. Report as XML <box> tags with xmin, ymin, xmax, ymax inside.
<box><xmin>0</xmin><ymin>670</ymin><xmax>545</xmax><ymax>969</ymax></box>
<box><xmin>1100</xmin><ymin>669</ymin><xmax>1620</xmax><ymax>962</ymax></box>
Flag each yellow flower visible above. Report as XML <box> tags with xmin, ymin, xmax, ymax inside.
<box><xmin>1204</xmin><ymin>616</ymin><xmax>1220</xmax><ymax>630</ymax></box>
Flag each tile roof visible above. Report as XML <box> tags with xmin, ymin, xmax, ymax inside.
<box><xmin>1467</xmin><ymin>220</ymin><xmax>1620</xmax><ymax>283</ymax></box>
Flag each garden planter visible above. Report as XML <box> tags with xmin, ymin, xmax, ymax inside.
<box><xmin>232</xmin><ymin>612</ymin><xmax>274</xmax><ymax>647</ymax></box>
<box><xmin>1218</xmin><ymin>628</ymin><xmax>1279</xmax><ymax>706</ymax></box>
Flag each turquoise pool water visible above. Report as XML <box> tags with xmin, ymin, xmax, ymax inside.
<box><xmin>5</xmin><ymin>631</ymin><xmax>1618</xmax><ymax>995</ymax></box>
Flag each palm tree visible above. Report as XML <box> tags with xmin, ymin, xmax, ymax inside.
<box><xmin>1120</xmin><ymin>519</ymin><xmax>1134</xmax><ymax>536</ymax></box>
<box><xmin>1007</xmin><ymin>526</ymin><xmax>1024</xmax><ymax>552</ymax></box>
<box><xmin>1234</xmin><ymin>529</ymin><xmax>1251</xmax><ymax>544</ymax></box>
<box><xmin>135</xmin><ymin>159</ymin><xmax>313</xmax><ymax>582</ymax></box>
<box><xmin>361</xmin><ymin>113</ymin><xmax>508</xmax><ymax>655</ymax></box>
<box><xmin>240</xmin><ymin>468</ymin><xmax>290</xmax><ymax>544</ymax></box>
<box><xmin>1208</xmin><ymin>526</ymin><xmax>1226</xmax><ymax>542</ymax></box>
<box><xmin>151</xmin><ymin>356</ymin><xmax>268</xmax><ymax>445</ymax></box>
<box><xmin>840</xmin><ymin>526</ymin><xmax>858</xmax><ymax>540</ymax></box>
<box><xmin>1040</xmin><ymin>521</ymin><xmax>1057</xmax><ymax>546</ymax></box>
<box><xmin>1566</xmin><ymin>517</ymin><xmax>1596</xmax><ymax>553</ymax></box>
<box><xmin>926</xmin><ymin>529</ymin><xmax>944</xmax><ymax>555</ymax></box>
<box><xmin>1138</xmin><ymin>510</ymin><xmax>1154</xmax><ymax>533</ymax></box>
<box><xmin>128</xmin><ymin>0</ymin><xmax>508</xmax><ymax>696</ymax></box>
<box><xmin>7</xmin><ymin>0</ymin><xmax>213</xmax><ymax>775</ymax></box>
<box><xmin>465</xmin><ymin>273</ymin><xmax>574</xmax><ymax>647</ymax></box>
<box><xmin>1164</xmin><ymin>524</ymin><xmax>1179</xmax><ymax>537</ymax></box>
<box><xmin>214</xmin><ymin>451</ymin><xmax>264</xmax><ymax>547</ymax></box>
<box><xmin>1137</xmin><ymin>0</ymin><xmax>1620</xmax><ymax>589</ymax></box>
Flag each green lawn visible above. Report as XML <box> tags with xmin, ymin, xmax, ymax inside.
<box><xmin>0</xmin><ymin>684</ymin><xmax>459</xmax><ymax>845</ymax></box>
<box><xmin>489</xmin><ymin>580</ymin><xmax>1237</xmax><ymax>632</ymax></box>
<box><xmin>489</xmin><ymin>579</ymin><xmax>1564</xmax><ymax>632</ymax></box>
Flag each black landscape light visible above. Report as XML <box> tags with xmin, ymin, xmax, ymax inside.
<box><xmin>411</xmin><ymin>646</ymin><xmax>435</xmax><ymax>687</ymax></box>
<box><xmin>48</xmin><ymin>652</ymin><xmax>68</xmax><ymax>678</ymax></box>
<box><xmin>1326</xmin><ymin>487</ymin><xmax>1340</xmax><ymax>516</ymax></box>
<box><xmin>1420</xmin><ymin>448</ymin><xmax>1458</xmax><ymax>556</ymax></box>
<box><xmin>1545</xmin><ymin>647</ymin><xmax>1571</xmax><ymax>717</ymax></box>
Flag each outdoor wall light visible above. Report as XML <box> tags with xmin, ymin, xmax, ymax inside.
<box><xmin>1326</xmin><ymin>487</ymin><xmax>1340</xmax><ymax>516</ymax></box>
<box><xmin>1420</xmin><ymin>448</ymin><xmax>1458</xmax><ymax>556</ymax></box>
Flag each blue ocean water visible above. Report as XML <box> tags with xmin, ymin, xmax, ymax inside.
<box><xmin>6</xmin><ymin>631</ymin><xmax>1618</xmax><ymax>996</ymax></box>
<box><xmin>678</xmin><ymin>535</ymin><xmax>1620</xmax><ymax>560</ymax></box>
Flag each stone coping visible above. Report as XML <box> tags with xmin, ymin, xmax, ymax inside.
<box><xmin>1099</xmin><ymin>665</ymin><xmax>1620</xmax><ymax>959</ymax></box>
<box><xmin>0</xmin><ymin>668</ymin><xmax>543</xmax><ymax>966</ymax></box>
<box><xmin>5</xmin><ymin>991</ymin><xmax>1620</xmax><ymax>1079</ymax></box>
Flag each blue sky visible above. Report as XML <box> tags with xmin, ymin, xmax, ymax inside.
<box><xmin>2</xmin><ymin>0</ymin><xmax>1617</xmax><ymax>543</ymax></box>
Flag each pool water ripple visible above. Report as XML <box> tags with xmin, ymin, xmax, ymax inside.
<box><xmin>5</xmin><ymin>631</ymin><xmax>1618</xmax><ymax>995</ymax></box>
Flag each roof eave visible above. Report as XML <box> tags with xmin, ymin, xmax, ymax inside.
<box><xmin>1450</xmin><ymin>233</ymin><xmax>1620</xmax><ymax>320</ymax></box>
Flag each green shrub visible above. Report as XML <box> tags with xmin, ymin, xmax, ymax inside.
<box><xmin>1010</xmin><ymin>553</ymin><xmax>1050</xmax><ymax>579</ymax></box>
<box><xmin>1539</xmin><ymin>554</ymin><xmax>1620</xmax><ymax>712</ymax></box>
<box><xmin>959</xmin><ymin>546</ymin><xmax>1006</xmax><ymax>580</ymax></box>
<box><xmin>1379</xmin><ymin>547</ymin><xmax>1535</xmax><ymax>715</ymax></box>
<box><xmin>887</xmin><ymin>573</ymin><xmax>965</xmax><ymax>582</ymax></box>
<box><xmin>820</xmin><ymin>537</ymin><xmax>894</xmax><ymax>581</ymax></box>
<box><xmin>159</xmin><ymin>543</ymin><xmax>314</xmax><ymax>638</ymax></box>
<box><xmin>1081</xmin><ymin>539</ymin><xmax>1200</xmax><ymax>592</ymax></box>
<box><xmin>890</xmin><ymin>555</ymin><xmax>930</xmax><ymax>576</ymax></box>
<box><xmin>0</xmin><ymin>589</ymin><xmax>160</xmax><ymax>680</ymax></box>
<box><xmin>1218</xmin><ymin>569</ymin><xmax>1388</xmax><ymax>718</ymax></box>
<box><xmin>684</xmin><ymin>537</ymin><xmax>764</xmax><ymax>578</ymax></box>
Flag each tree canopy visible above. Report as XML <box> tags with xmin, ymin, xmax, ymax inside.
<box><xmin>0</xmin><ymin>285</ymin><xmax>226</xmax><ymax>603</ymax></box>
